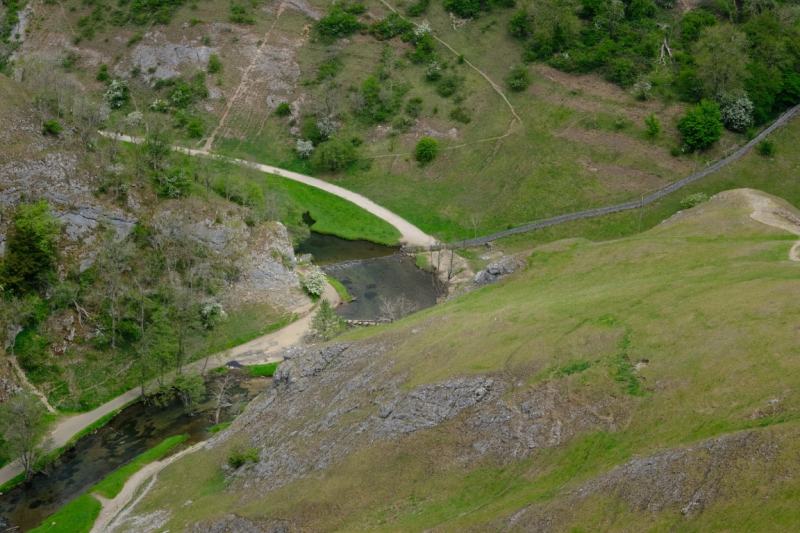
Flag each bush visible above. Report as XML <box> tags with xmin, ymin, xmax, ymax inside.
<box><xmin>229</xmin><ymin>3</ymin><xmax>255</xmax><ymax>24</ymax></box>
<box><xmin>436</xmin><ymin>74</ymin><xmax>462</xmax><ymax>97</ymax></box>
<box><xmin>274</xmin><ymin>102</ymin><xmax>292</xmax><ymax>117</ymax></box>
<box><xmin>757</xmin><ymin>139</ymin><xmax>775</xmax><ymax>157</ymax></box>
<box><xmin>405</xmin><ymin>96</ymin><xmax>423</xmax><ymax>117</ymax></box>
<box><xmin>678</xmin><ymin>99</ymin><xmax>722</xmax><ymax>152</ymax></box>
<box><xmin>406</xmin><ymin>0</ymin><xmax>431</xmax><ymax>16</ymax></box>
<box><xmin>506</xmin><ymin>65</ymin><xmax>530</xmax><ymax>92</ymax></box>
<box><xmin>0</xmin><ymin>201</ymin><xmax>61</xmax><ymax>295</ymax></box>
<box><xmin>644</xmin><ymin>114</ymin><xmax>660</xmax><ymax>139</ymax></box>
<box><xmin>42</xmin><ymin>119</ymin><xmax>63</xmax><ymax>136</ymax></box>
<box><xmin>227</xmin><ymin>447</ymin><xmax>259</xmax><ymax>469</ymax></box>
<box><xmin>311</xmin><ymin>300</ymin><xmax>346</xmax><ymax>340</ymax></box>
<box><xmin>415</xmin><ymin>137</ymin><xmax>439</xmax><ymax>164</ymax></box>
<box><xmin>409</xmin><ymin>32</ymin><xmax>436</xmax><ymax>64</ymax></box>
<box><xmin>509</xmin><ymin>10</ymin><xmax>533</xmax><ymax>39</ymax></box>
<box><xmin>104</xmin><ymin>79</ymin><xmax>130</xmax><ymax>109</ymax></box>
<box><xmin>316</xmin><ymin>6</ymin><xmax>362</xmax><ymax>39</ymax></box>
<box><xmin>443</xmin><ymin>0</ymin><xmax>483</xmax><ymax>18</ymax></box>
<box><xmin>153</xmin><ymin>167</ymin><xmax>192</xmax><ymax>198</ymax></box>
<box><xmin>449</xmin><ymin>106</ymin><xmax>472</xmax><ymax>123</ymax></box>
<box><xmin>718</xmin><ymin>92</ymin><xmax>754</xmax><ymax>133</ymax></box>
<box><xmin>295</xmin><ymin>139</ymin><xmax>314</xmax><ymax>158</ymax></box>
<box><xmin>312</xmin><ymin>137</ymin><xmax>358</xmax><ymax>172</ymax></box>
<box><xmin>96</xmin><ymin>64</ymin><xmax>110</xmax><ymax>82</ymax></box>
<box><xmin>680</xmin><ymin>192</ymin><xmax>709</xmax><ymax>210</ymax></box>
<box><xmin>207</xmin><ymin>53</ymin><xmax>222</xmax><ymax>74</ymax></box>
<box><xmin>370</xmin><ymin>13</ymin><xmax>413</xmax><ymax>40</ymax></box>
<box><xmin>301</xmin><ymin>267</ymin><xmax>327</xmax><ymax>297</ymax></box>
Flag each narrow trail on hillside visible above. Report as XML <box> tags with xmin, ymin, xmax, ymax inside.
<box><xmin>372</xmin><ymin>0</ymin><xmax>522</xmax><ymax>157</ymax></box>
<box><xmin>8</xmin><ymin>356</ymin><xmax>56</xmax><ymax>413</ymax></box>
<box><xmin>92</xmin><ymin>441</ymin><xmax>207</xmax><ymax>533</ymax></box>
<box><xmin>203</xmin><ymin>2</ymin><xmax>287</xmax><ymax>151</ymax></box>
<box><xmin>742</xmin><ymin>189</ymin><xmax>800</xmax><ymax>262</ymax></box>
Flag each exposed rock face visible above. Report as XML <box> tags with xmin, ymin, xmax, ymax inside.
<box><xmin>128</xmin><ymin>33</ymin><xmax>215</xmax><ymax>82</ymax></box>
<box><xmin>207</xmin><ymin>343</ymin><xmax>498</xmax><ymax>496</ymax></box>
<box><xmin>474</xmin><ymin>255</ymin><xmax>526</xmax><ymax>285</ymax></box>
<box><xmin>504</xmin><ymin>429</ymin><xmax>781</xmax><ymax>531</ymax></box>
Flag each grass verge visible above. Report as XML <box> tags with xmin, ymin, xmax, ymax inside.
<box><xmin>246</xmin><ymin>362</ymin><xmax>280</xmax><ymax>378</ymax></box>
<box><xmin>326</xmin><ymin>275</ymin><xmax>353</xmax><ymax>302</ymax></box>
<box><xmin>30</xmin><ymin>434</ymin><xmax>189</xmax><ymax>532</ymax></box>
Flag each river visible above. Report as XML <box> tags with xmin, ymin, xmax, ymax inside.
<box><xmin>0</xmin><ymin>231</ymin><xmax>441</xmax><ymax>531</ymax></box>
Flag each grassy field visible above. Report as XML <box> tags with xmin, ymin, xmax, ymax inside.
<box><xmin>184</xmin><ymin>155</ymin><xmax>402</xmax><ymax>245</ymax></box>
<box><xmin>30</xmin><ymin>434</ymin><xmax>188</xmax><ymax>532</ymax></box>
<box><xmin>120</xmin><ymin>187</ymin><xmax>800</xmax><ymax>530</ymax></box>
<box><xmin>488</xmin><ymin>113</ymin><xmax>800</xmax><ymax>255</ymax></box>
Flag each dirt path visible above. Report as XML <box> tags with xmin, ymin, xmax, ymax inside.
<box><xmin>91</xmin><ymin>440</ymin><xmax>207</xmax><ymax>533</ymax></box>
<box><xmin>98</xmin><ymin>131</ymin><xmax>437</xmax><ymax>248</ymax></box>
<box><xmin>741</xmin><ymin>188</ymin><xmax>800</xmax><ymax>262</ymax></box>
<box><xmin>0</xmin><ymin>283</ymin><xmax>340</xmax><ymax>487</ymax></box>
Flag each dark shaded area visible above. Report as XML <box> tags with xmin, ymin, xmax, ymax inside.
<box><xmin>296</xmin><ymin>231</ymin><xmax>398</xmax><ymax>265</ymax></box>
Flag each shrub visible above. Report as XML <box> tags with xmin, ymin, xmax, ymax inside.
<box><xmin>0</xmin><ymin>201</ymin><xmax>61</xmax><ymax>295</ymax></box>
<box><xmin>316</xmin><ymin>6</ymin><xmax>362</xmax><ymax>39</ymax></box>
<box><xmin>302</xmin><ymin>267</ymin><xmax>327</xmax><ymax>297</ymax></box>
<box><xmin>227</xmin><ymin>447</ymin><xmax>259</xmax><ymax>469</ymax></box>
<box><xmin>406</xmin><ymin>0</ymin><xmax>431</xmax><ymax>16</ymax></box>
<box><xmin>449</xmin><ymin>106</ymin><xmax>472</xmax><ymax>123</ymax></box>
<box><xmin>680</xmin><ymin>192</ymin><xmax>709</xmax><ymax>210</ymax></box>
<box><xmin>436</xmin><ymin>74</ymin><xmax>462</xmax><ymax>97</ymax></box>
<box><xmin>295</xmin><ymin>139</ymin><xmax>314</xmax><ymax>158</ymax></box>
<box><xmin>96</xmin><ymin>64</ymin><xmax>110</xmax><ymax>82</ymax></box>
<box><xmin>409</xmin><ymin>33</ymin><xmax>436</xmax><ymax>64</ymax></box>
<box><xmin>207</xmin><ymin>53</ymin><xmax>222</xmax><ymax>74</ymax></box>
<box><xmin>104</xmin><ymin>79</ymin><xmax>130</xmax><ymax>109</ymax></box>
<box><xmin>644</xmin><ymin>114</ymin><xmax>660</xmax><ymax>139</ymax></box>
<box><xmin>405</xmin><ymin>96</ymin><xmax>423</xmax><ymax>118</ymax></box>
<box><xmin>506</xmin><ymin>65</ymin><xmax>530</xmax><ymax>92</ymax></box>
<box><xmin>508</xmin><ymin>10</ymin><xmax>532</xmax><ymax>40</ymax></box>
<box><xmin>184</xmin><ymin>115</ymin><xmax>205</xmax><ymax>138</ymax></box>
<box><xmin>415</xmin><ymin>136</ymin><xmax>439</xmax><ymax>164</ymax></box>
<box><xmin>42</xmin><ymin>119</ymin><xmax>63</xmax><ymax>136</ymax></box>
<box><xmin>678</xmin><ymin>99</ymin><xmax>722</xmax><ymax>152</ymax></box>
<box><xmin>312</xmin><ymin>139</ymin><xmax>358</xmax><ymax>172</ymax></box>
<box><xmin>311</xmin><ymin>299</ymin><xmax>346</xmax><ymax>340</ymax></box>
<box><xmin>370</xmin><ymin>13</ymin><xmax>413</xmax><ymax>40</ymax></box>
<box><xmin>757</xmin><ymin>139</ymin><xmax>775</xmax><ymax>157</ymax></box>
<box><xmin>274</xmin><ymin>102</ymin><xmax>292</xmax><ymax>117</ymax></box>
<box><xmin>153</xmin><ymin>167</ymin><xmax>192</xmax><ymax>198</ymax></box>
<box><xmin>718</xmin><ymin>92</ymin><xmax>754</xmax><ymax>133</ymax></box>
<box><xmin>444</xmin><ymin>0</ymin><xmax>483</xmax><ymax>18</ymax></box>
<box><xmin>229</xmin><ymin>3</ymin><xmax>255</xmax><ymax>24</ymax></box>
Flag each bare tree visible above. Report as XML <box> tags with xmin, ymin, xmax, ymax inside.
<box><xmin>378</xmin><ymin>295</ymin><xmax>415</xmax><ymax>322</ymax></box>
<box><xmin>94</xmin><ymin>231</ymin><xmax>135</xmax><ymax>349</ymax></box>
<box><xmin>0</xmin><ymin>391</ymin><xmax>51</xmax><ymax>480</ymax></box>
<box><xmin>212</xmin><ymin>372</ymin><xmax>232</xmax><ymax>425</ymax></box>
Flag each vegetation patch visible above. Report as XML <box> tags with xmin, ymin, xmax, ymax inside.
<box><xmin>246</xmin><ymin>362</ymin><xmax>280</xmax><ymax>378</ymax></box>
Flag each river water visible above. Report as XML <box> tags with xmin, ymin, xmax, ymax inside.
<box><xmin>296</xmin><ymin>232</ymin><xmax>443</xmax><ymax>321</ymax></box>
<box><xmin>0</xmin><ymin>232</ymin><xmax>441</xmax><ymax>531</ymax></box>
<box><xmin>0</xmin><ymin>371</ymin><xmax>267</xmax><ymax>531</ymax></box>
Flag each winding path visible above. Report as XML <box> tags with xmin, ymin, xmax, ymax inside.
<box><xmin>0</xmin><ymin>282</ymin><xmax>340</xmax><ymax>487</ymax></box>
<box><xmin>98</xmin><ymin>132</ymin><xmax>438</xmax><ymax>249</ymax></box>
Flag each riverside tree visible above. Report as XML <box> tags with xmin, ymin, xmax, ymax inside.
<box><xmin>0</xmin><ymin>391</ymin><xmax>50</xmax><ymax>480</ymax></box>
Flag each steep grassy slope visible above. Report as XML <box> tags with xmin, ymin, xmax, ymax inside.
<box><xmin>117</xmin><ymin>188</ymin><xmax>800</xmax><ymax>531</ymax></box>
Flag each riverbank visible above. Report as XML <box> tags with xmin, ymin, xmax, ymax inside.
<box><xmin>0</xmin><ymin>281</ymin><xmax>341</xmax><ymax>489</ymax></box>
